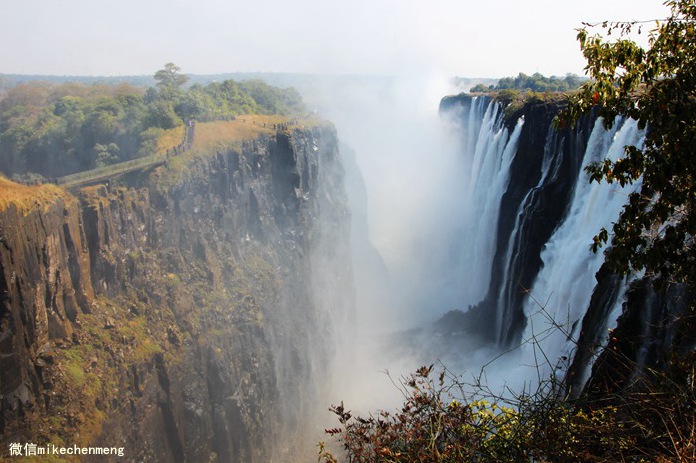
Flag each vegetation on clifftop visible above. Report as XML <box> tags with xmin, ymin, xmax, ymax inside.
<box><xmin>0</xmin><ymin>63</ymin><xmax>305</xmax><ymax>179</ymax></box>
<box><xmin>440</xmin><ymin>73</ymin><xmax>581</xmax><ymax>124</ymax></box>
<box><xmin>470</xmin><ymin>72</ymin><xmax>586</xmax><ymax>94</ymax></box>
<box><xmin>0</xmin><ymin>175</ymin><xmax>73</xmax><ymax>213</ymax></box>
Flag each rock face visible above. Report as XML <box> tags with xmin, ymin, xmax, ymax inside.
<box><xmin>0</xmin><ymin>125</ymin><xmax>353</xmax><ymax>462</ymax></box>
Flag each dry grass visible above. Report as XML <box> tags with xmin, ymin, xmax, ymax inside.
<box><xmin>156</xmin><ymin>125</ymin><xmax>186</xmax><ymax>153</ymax></box>
<box><xmin>0</xmin><ymin>176</ymin><xmax>74</xmax><ymax>214</ymax></box>
<box><xmin>192</xmin><ymin>118</ymin><xmax>275</xmax><ymax>152</ymax></box>
<box><xmin>292</xmin><ymin>114</ymin><xmax>329</xmax><ymax>129</ymax></box>
<box><xmin>192</xmin><ymin>114</ymin><xmax>328</xmax><ymax>152</ymax></box>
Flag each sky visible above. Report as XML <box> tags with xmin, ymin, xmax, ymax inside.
<box><xmin>0</xmin><ymin>0</ymin><xmax>670</xmax><ymax>78</ymax></box>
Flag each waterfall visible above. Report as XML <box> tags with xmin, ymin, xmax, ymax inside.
<box><xmin>519</xmin><ymin>117</ymin><xmax>644</xmax><ymax>383</ymax></box>
<box><xmin>495</xmin><ymin>126</ymin><xmax>568</xmax><ymax>345</ymax></box>
<box><xmin>441</xmin><ymin>95</ymin><xmax>645</xmax><ymax>388</ymax></box>
<box><xmin>448</xmin><ymin>97</ymin><xmax>524</xmax><ymax>306</ymax></box>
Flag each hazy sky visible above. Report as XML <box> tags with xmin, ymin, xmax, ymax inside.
<box><xmin>0</xmin><ymin>0</ymin><xmax>669</xmax><ymax>78</ymax></box>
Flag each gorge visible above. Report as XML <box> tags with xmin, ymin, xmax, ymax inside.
<box><xmin>0</xmin><ymin>80</ymin><xmax>690</xmax><ymax>462</ymax></box>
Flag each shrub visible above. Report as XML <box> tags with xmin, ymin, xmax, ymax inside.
<box><xmin>319</xmin><ymin>363</ymin><xmax>696</xmax><ymax>462</ymax></box>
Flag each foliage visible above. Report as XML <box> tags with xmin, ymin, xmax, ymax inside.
<box><xmin>238</xmin><ymin>79</ymin><xmax>304</xmax><ymax>115</ymax></box>
<box><xmin>177</xmin><ymin>79</ymin><xmax>304</xmax><ymax>121</ymax></box>
<box><xmin>154</xmin><ymin>62</ymin><xmax>189</xmax><ymax>91</ymax></box>
<box><xmin>94</xmin><ymin>142</ymin><xmax>120</xmax><ymax>167</ymax></box>
<box><xmin>472</xmin><ymin>72</ymin><xmax>585</xmax><ymax>94</ymax></box>
<box><xmin>319</xmin><ymin>365</ymin><xmax>696</xmax><ymax>463</ymax></box>
<box><xmin>0</xmin><ymin>64</ymin><xmax>306</xmax><ymax>178</ymax></box>
<box><xmin>469</xmin><ymin>83</ymin><xmax>493</xmax><ymax>93</ymax></box>
<box><xmin>0</xmin><ymin>82</ymin><xmax>149</xmax><ymax>177</ymax></box>
<box><xmin>557</xmin><ymin>0</ymin><xmax>696</xmax><ymax>290</ymax></box>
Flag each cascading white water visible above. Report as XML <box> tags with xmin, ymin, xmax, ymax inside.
<box><xmin>495</xmin><ymin>126</ymin><xmax>566</xmax><ymax>345</ymax></box>
<box><xmin>452</xmin><ymin>97</ymin><xmax>524</xmax><ymax>305</ymax></box>
<box><xmin>519</xmin><ymin>117</ymin><xmax>645</xmax><ymax>383</ymax></box>
<box><xmin>437</xmin><ymin>96</ymin><xmax>649</xmax><ymax>393</ymax></box>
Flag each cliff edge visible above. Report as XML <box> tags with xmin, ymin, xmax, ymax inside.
<box><xmin>0</xmin><ymin>123</ymin><xmax>353</xmax><ymax>462</ymax></box>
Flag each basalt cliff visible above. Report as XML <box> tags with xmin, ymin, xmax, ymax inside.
<box><xmin>0</xmin><ymin>124</ymin><xmax>353</xmax><ymax>462</ymax></box>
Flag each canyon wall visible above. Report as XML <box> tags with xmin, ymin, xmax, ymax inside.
<box><xmin>0</xmin><ymin>125</ymin><xmax>353</xmax><ymax>462</ymax></box>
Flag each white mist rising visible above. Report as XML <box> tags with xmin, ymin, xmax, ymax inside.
<box><xmin>300</xmin><ymin>82</ymin><xmax>647</xmax><ymax>423</ymax></box>
<box><xmin>293</xmin><ymin>76</ymin><xmax>515</xmax><ymax>415</ymax></box>
<box><xmin>303</xmin><ymin>74</ymin><xmax>468</xmax><ymax>330</ymax></box>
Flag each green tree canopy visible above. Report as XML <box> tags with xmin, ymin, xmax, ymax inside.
<box><xmin>559</xmin><ymin>0</ymin><xmax>696</xmax><ymax>290</ymax></box>
<box><xmin>154</xmin><ymin>62</ymin><xmax>189</xmax><ymax>91</ymax></box>
<box><xmin>472</xmin><ymin>73</ymin><xmax>585</xmax><ymax>94</ymax></box>
<box><xmin>0</xmin><ymin>68</ymin><xmax>305</xmax><ymax>179</ymax></box>
<box><xmin>0</xmin><ymin>82</ymin><xmax>147</xmax><ymax>177</ymax></box>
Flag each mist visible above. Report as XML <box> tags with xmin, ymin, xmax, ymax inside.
<box><xmin>291</xmin><ymin>71</ymin><xmax>643</xmax><ymax>421</ymax></box>
<box><xmin>303</xmin><ymin>75</ymin><xmax>466</xmax><ymax>321</ymax></box>
<box><xmin>280</xmin><ymin>74</ymin><xmax>509</xmax><ymax>416</ymax></box>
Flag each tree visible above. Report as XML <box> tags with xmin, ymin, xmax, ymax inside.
<box><xmin>559</xmin><ymin>0</ymin><xmax>696</xmax><ymax>289</ymax></box>
<box><xmin>470</xmin><ymin>83</ymin><xmax>492</xmax><ymax>93</ymax></box>
<box><xmin>145</xmin><ymin>99</ymin><xmax>182</xmax><ymax>129</ymax></box>
<box><xmin>94</xmin><ymin>142</ymin><xmax>120</xmax><ymax>167</ymax></box>
<box><xmin>154</xmin><ymin>63</ymin><xmax>189</xmax><ymax>92</ymax></box>
<box><xmin>486</xmin><ymin>72</ymin><xmax>585</xmax><ymax>93</ymax></box>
